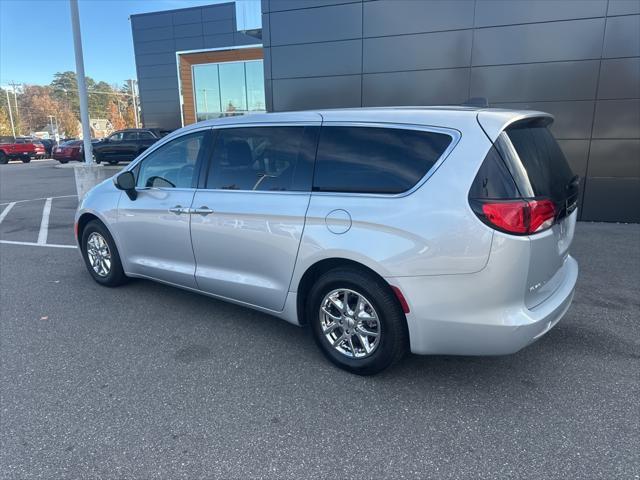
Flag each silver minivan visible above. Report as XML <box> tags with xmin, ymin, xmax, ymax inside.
<box><xmin>76</xmin><ymin>108</ymin><xmax>579</xmax><ymax>374</ymax></box>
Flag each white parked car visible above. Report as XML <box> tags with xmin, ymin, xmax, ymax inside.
<box><xmin>75</xmin><ymin>107</ymin><xmax>579</xmax><ymax>374</ymax></box>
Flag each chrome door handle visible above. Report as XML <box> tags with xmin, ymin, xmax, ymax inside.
<box><xmin>169</xmin><ymin>205</ymin><xmax>187</xmax><ymax>215</ymax></box>
<box><xmin>191</xmin><ymin>206</ymin><xmax>214</xmax><ymax>216</ymax></box>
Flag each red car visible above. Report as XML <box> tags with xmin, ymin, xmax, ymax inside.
<box><xmin>52</xmin><ymin>140</ymin><xmax>83</xmax><ymax>163</ymax></box>
<box><xmin>0</xmin><ymin>137</ymin><xmax>45</xmax><ymax>164</ymax></box>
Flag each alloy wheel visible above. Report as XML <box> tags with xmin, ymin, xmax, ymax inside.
<box><xmin>86</xmin><ymin>232</ymin><xmax>112</xmax><ymax>277</ymax></box>
<box><xmin>319</xmin><ymin>288</ymin><xmax>381</xmax><ymax>359</ymax></box>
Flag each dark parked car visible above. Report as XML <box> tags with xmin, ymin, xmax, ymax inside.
<box><xmin>92</xmin><ymin>129</ymin><xmax>164</xmax><ymax>165</ymax></box>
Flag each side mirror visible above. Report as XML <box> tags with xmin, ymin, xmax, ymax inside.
<box><xmin>115</xmin><ymin>171</ymin><xmax>137</xmax><ymax>200</ymax></box>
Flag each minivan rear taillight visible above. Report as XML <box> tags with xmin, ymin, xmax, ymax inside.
<box><xmin>477</xmin><ymin>199</ymin><xmax>556</xmax><ymax>235</ymax></box>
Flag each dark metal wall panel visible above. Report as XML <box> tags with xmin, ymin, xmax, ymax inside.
<box><xmin>133</xmin><ymin>26</ymin><xmax>174</xmax><ymax>42</ymax></box>
<box><xmin>271</xmin><ymin>40</ymin><xmax>361</xmax><ymax>79</ymax></box>
<box><xmin>603</xmin><ymin>15</ymin><xmax>640</xmax><ymax>58</ymax></box>
<box><xmin>136</xmin><ymin>52</ymin><xmax>177</xmax><ymax>67</ymax></box>
<box><xmin>172</xmin><ymin>7</ymin><xmax>202</xmax><ymax>25</ymax></box>
<box><xmin>363</xmin><ymin>30</ymin><xmax>472</xmax><ymax>73</ymax></box>
<box><xmin>261</xmin><ymin>13</ymin><xmax>271</xmax><ymax>47</ymax></box>
<box><xmin>363</xmin><ymin>68</ymin><xmax>470</xmax><ymax>106</ymax></box>
<box><xmin>474</xmin><ymin>0</ymin><xmax>607</xmax><ymax>27</ymax></box>
<box><xmin>588</xmin><ymin>140</ymin><xmax>640</xmax><ymax>177</ymax></box>
<box><xmin>272</xmin><ymin>75</ymin><xmax>362</xmax><ymax>110</ymax></box>
<box><xmin>268</xmin><ymin>0</ymin><xmax>359</xmax><ymax>12</ymax></box>
<box><xmin>363</xmin><ymin>0</ymin><xmax>474</xmax><ymax>37</ymax></box>
<box><xmin>269</xmin><ymin>3</ymin><xmax>362</xmax><ymax>46</ymax></box>
<box><xmin>203</xmin><ymin>19</ymin><xmax>235</xmax><ymax>35</ymax></box>
<box><xmin>470</xmin><ymin>61</ymin><xmax>600</xmax><ymax>102</ymax></box>
<box><xmin>201</xmin><ymin>4</ymin><xmax>234</xmax><ymax>21</ymax></box>
<box><xmin>173</xmin><ymin>23</ymin><xmax>204</xmax><ymax>38</ymax></box>
<box><xmin>131</xmin><ymin>12</ymin><xmax>172</xmax><ymax>30</ymax></box>
<box><xmin>175</xmin><ymin>36</ymin><xmax>204</xmax><ymax>51</ymax></box>
<box><xmin>203</xmin><ymin>33</ymin><xmax>236</xmax><ymax>49</ymax></box>
<box><xmin>134</xmin><ymin>39</ymin><xmax>176</xmax><ymax>55</ymax></box>
<box><xmin>493</xmin><ymin>101</ymin><xmax>595</xmax><ymax>139</ymax></box>
<box><xmin>137</xmin><ymin>64</ymin><xmax>177</xmax><ymax>79</ymax></box>
<box><xmin>471</xmin><ymin>18</ymin><xmax>605</xmax><ymax>66</ymax></box>
<box><xmin>607</xmin><ymin>0</ymin><xmax>640</xmax><ymax>15</ymax></box>
<box><xmin>598</xmin><ymin>57</ymin><xmax>640</xmax><ymax>99</ymax></box>
<box><xmin>592</xmin><ymin>99</ymin><xmax>640</xmax><ymax>139</ymax></box>
<box><xmin>132</xmin><ymin>2</ymin><xmax>242</xmax><ymax>132</ymax></box>
<box><xmin>581</xmin><ymin>177</ymin><xmax>640</xmax><ymax>222</ymax></box>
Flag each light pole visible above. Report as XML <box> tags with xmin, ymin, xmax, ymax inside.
<box><xmin>69</xmin><ymin>0</ymin><xmax>93</xmax><ymax>164</ymax></box>
<box><xmin>128</xmin><ymin>79</ymin><xmax>139</xmax><ymax>128</ymax></box>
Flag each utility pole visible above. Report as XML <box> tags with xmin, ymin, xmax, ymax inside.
<box><xmin>128</xmin><ymin>79</ymin><xmax>139</xmax><ymax>128</ymax></box>
<box><xmin>70</xmin><ymin>0</ymin><xmax>93</xmax><ymax>164</ymax></box>
<box><xmin>5</xmin><ymin>88</ymin><xmax>16</xmax><ymax>137</ymax></box>
<box><xmin>9</xmin><ymin>82</ymin><xmax>20</xmax><ymax>130</ymax></box>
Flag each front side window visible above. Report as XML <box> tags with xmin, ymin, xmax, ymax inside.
<box><xmin>137</xmin><ymin>131</ymin><xmax>155</xmax><ymax>140</ymax></box>
<box><xmin>109</xmin><ymin>132</ymin><xmax>123</xmax><ymax>142</ymax></box>
<box><xmin>137</xmin><ymin>131</ymin><xmax>207</xmax><ymax>189</ymax></box>
<box><xmin>123</xmin><ymin>132</ymin><xmax>137</xmax><ymax>141</ymax></box>
<box><xmin>206</xmin><ymin>126</ymin><xmax>318</xmax><ymax>191</ymax></box>
<box><xmin>313</xmin><ymin>126</ymin><xmax>452</xmax><ymax>194</ymax></box>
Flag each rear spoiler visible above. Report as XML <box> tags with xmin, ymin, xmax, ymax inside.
<box><xmin>476</xmin><ymin>111</ymin><xmax>554</xmax><ymax>143</ymax></box>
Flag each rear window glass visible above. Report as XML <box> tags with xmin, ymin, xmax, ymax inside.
<box><xmin>313</xmin><ymin>126</ymin><xmax>452</xmax><ymax>194</ymax></box>
<box><xmin>500</xmin><ymin>121</ymin><xmax>575</xmax><ymax>202</ymax></box>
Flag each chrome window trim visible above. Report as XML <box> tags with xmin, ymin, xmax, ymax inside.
<box><xmin>311</xmin><ymin>121</ymin><xmax>461</xmax><ymax>199</ymax></box>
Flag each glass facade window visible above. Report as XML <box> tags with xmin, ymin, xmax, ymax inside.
<box><xmin>193</xmin><ymin>60</ymin><xmax>265</xmax><ymax>122</ymax></box>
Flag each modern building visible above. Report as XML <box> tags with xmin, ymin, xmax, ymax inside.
<box><xmin>131</xmin><ymin>0</ymin><xmax>640</xmax><ymax>222</ymax></box>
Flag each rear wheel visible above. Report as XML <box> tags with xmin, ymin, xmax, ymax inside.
<box><xmin>94</xmin><ymin>153</ymin><xmax>102</xmax><ymax>164</ymax></box>
<box><xmin>108</xmin><ymin>160</ymin><xmax>119</xmax><ymax>165</ymax></box>
<box><xmin>307</xmin><ymin>267</ymin><xmax>408</xmax><ymax>375</ymax></box>
<box><xmin>81</xmin><ymin>220</ymin><xmax>128</xmax><ymax>287</ymax></box>
<box><xmin>58</xmin><ymin>159</ymin><xmax>69</xmax><ymax>164</ymax></box>
<box><xmin>21</xmin><ymin>156</ymin><xmax>31</xmax><ymax>163</ymax></box>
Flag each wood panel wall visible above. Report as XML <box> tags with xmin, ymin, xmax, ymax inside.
<box><xmin>178</xmin><ymin>48</ymin><xmax>263</xmax><ymax>126</ymax></box>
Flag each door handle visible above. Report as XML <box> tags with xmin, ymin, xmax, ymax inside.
<box><xmin>191</xmin><ymin>206</ymin><xmax>214</xmax><ymax>216</ymax></box>
<box><xmin>169</xmin><ymin>205</ymin><xmax>187</xmax><ymax>215</ymax></box>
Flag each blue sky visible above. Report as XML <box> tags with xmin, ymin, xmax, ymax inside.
<box><xmin>0</xmin><ymin>0</ymin><xmax>228</xmax><ymax>87</ymax></box>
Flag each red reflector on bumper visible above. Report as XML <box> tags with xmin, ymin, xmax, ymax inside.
<box><xmin>391</xmin><ymin>285</ymin><xmax>410</xmax><ymax>314</ymax></box>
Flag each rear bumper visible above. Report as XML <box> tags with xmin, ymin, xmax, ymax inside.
<box><xmin>390</xmin><ymin>255</ymin><xmax>578</xmax><ymax>356</ymax></box>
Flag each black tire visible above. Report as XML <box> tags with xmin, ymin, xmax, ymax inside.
<box><xmin>108</xmin><ymin>160</ymin><xmax>119</xmax><ymax>165</ymax></box>
<box><xmin>58</xmin><ymin>159</ymin><xmax>69</xmax><ymax>164</ymax></box>
<box><xmin>0</xmin><ymin>152</ymin><xmax>7</xmax><ymax>164</ymax></box>
<box><xmin>94</xmin><ymin>153</ymin><xmax>102</xmax><ymax>164</ymax></box>
<box><xmin>80</xmin><ymin>220</ymin><xmax>128</xmax><ymax>287</ymax></box>
<box><xmin>21</xmin><ymin>156</ymin><xmax>31</xmax><ymax>163</ymax></box>
<box><xmin>307</xmin><ymin>267</ymin><xmax>408</xmax><ymax>375</ymax></box>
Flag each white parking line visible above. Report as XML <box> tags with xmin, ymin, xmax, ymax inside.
<box><xmin>0</xmin><ymin>202</ymin><xmax>16</xmax><ymax>224</ymax></box>
<box><xmin>0</xmin><ymin>194</ymin><xmax>77</xmax><ymax>207</ymax></box>
<box><xmin>0</xmin><ymin>240</ymin><xmax>77</xmax><ymax>249</ymax></box>
<box><xmin>37</xmin><ymin>198</ymin><xmax>53</xmax><ymax>245</ymax></box>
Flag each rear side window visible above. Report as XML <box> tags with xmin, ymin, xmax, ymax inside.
<box><xmin>206</xmin><ymin>126</ymin><xmax>318</xmax><ymax>191</ymax></box>
<box><xmin>499</xmin><ymin>120</ymin><xmax>575</xmax><ymax>202</ymax></box>
<box><xmin>313</xmin><ymin>126</ymin><xmax>452</xmax><ymax>194</ymax></box>
<box><xmin>138</xmin><ymin>131</ymin><xmax>156</xmax><ymax>140</ymax></box>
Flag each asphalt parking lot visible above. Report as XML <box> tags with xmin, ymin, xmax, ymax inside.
<box><xmin>1</xmin><ymin>160</ymin><xmax>638</xmax><ymax>479</ymax></box>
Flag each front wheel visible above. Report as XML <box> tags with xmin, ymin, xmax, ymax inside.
<box><xmin>58</xmin><ymin>159</ymin><xmax>69</xmax><ymax>164</ymax></box>
<box><xmin>21</xmin><ymin>156</ymin><xmax>31</xmax><ymax>163</ymax></box>
<box><xmin>0</xmin><ymin>152</ymin><xmax>7</xmax><ymax>164</ymax></box>
<box><xmin>108</xmin><ymin>160</ymin><xmax>119</xmax><ymax>165</ymax></box>
<box><xmin>307</xmin><ymin>267</ymin><xmax>408</xmax><ymax>375</ymax></box>
<box><xmin>81</xmin><ymin>220</ymin><xmax>128</xmax><ymax>287</ymax></box>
